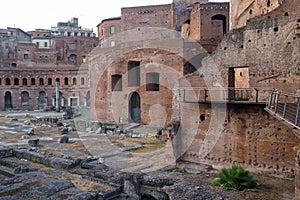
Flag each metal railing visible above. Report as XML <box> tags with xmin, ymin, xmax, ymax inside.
<box><xmin>265</xmin><ymin>89</ymin><xmax>300</xmax><ymax>130</ymax></box>
<box><xmin>180</xmin><ymin>87</ymin><xmax>272</xmax><ymax>104</ymax></box>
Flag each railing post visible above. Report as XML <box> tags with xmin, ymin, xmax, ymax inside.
<box><xmin>296</xmin><ymin>97</ymin><xmax>300</xmax><ymax>126</ymax></box>
<box><xmin>274</xmin><ymin>92</ymin><xmax>279</xmax><ymax>113</ymax></box>
<box><xmin>283</xmin><ymin>95</ymin><xmax>288</xmax><ymax>118</ymax></box>
<box><xmin>255</xmin><ymin>88</ymin><xmax>259</xmax><ymax>103</ymax></box>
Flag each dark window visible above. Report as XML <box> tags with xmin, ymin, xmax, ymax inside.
<box><xmin>14</xmin><ymin>78</ymin><xmax>19</xmax><ymax>85</ymax></box>
<box><xmin>68</xmin><ymin>32</ymin><xmax>71</xmax><ymax>36</ymax></box>
<box><xmin>5</xmin><ymin>78</ymin><xmax>10</xmax><ymax>85</ymax></box>
<box><xmin>0</xmin><ymin>78</ymin><xmax>1</xmax><ymax>85</ymax></box>
<box><xmin>3</xmin><ymin>63</ymin><xmax>9</xmax><ymax>67</ymax></box>
<box><xmin>11</xmin><ymin>63</ymin><xmax>17</xmax><ymax>67</ymax></box>
<box><xmin>274</xmin><ymin>27</ymin><xmax>279</xmax><ymax>32</ymax></box>
<box><xmin>64</xmin><ymin>77</ymin><xmax>69</xmax><ymax>85</ymax></box>
<box><xmin>48</xmin><ymin>78</ymin><xmax>52</xmax><ymax>85</ymax></box>
<box><xmin>23</xmin><ymin>78</ymin><xmax>28</xmax><ymax>86</ymax></box>
<box><xmin>111</xmin><ymin>75</ymin><xmax>122</xmax><ymax>91</ymax></box>
<box><xmin>128</xmin><ymin>61</ymin><xmax>140</xmax><ymax>87</ymax></box>
<box><xmin>36</xmin><ymin>42</ymin><xmax>39</xmax><ymax>47</ymax></box>
<box><xmin>81</xmin><ymin>77</ymin><xmax>85</xmax><ymax>85</ymax></box>
<box><xmin>39</xmin><ymin>78</ymin><xmax>44</xmax><ymax>86</ymax></box>
<box><xmin>267</xmin><ymin>0</ymin><xmax>270</xmax><ymax>7</ymax></box>
<box><xmin>146</xmin><ymin>73</ymin><xmax>159</xmax><ymax>91</ymax></box>
<box><xmin>24</xmin><ymin>53</ymin><xmax>29</xmax><ymax>59</ymax></box>
<box><xmin>44</xmin><ymin>42</ymin><xmax>48</xmax><ymax>47</ymax></box>
<box><xmin>31</xmin><ymin>78</ymin><xmax>36</xmax><ymax>85</ymax></box>
<box><xmin>73</xmin><ymin>78</ymin><xmax>77</xmax><ymax>85</ymax></box>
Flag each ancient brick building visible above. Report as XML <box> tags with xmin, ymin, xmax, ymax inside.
<box><xmin>175</xmin><ymin>0</ymin><xmax>300</xmax><ymax>177</ymax></box>
<box><xmin>90</xmin><ymin>0</ymin><xmax>300</xmax><ymax>184</ymax></box>
<box><xmin>0</xmin><ymin>18</ymin><xmax>98</xmax><ymax>109</ymax></box>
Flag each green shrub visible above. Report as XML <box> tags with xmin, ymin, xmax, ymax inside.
<box><xmin>212</xmin><ymin>165</ymin><xmax>258</xmax><ymax>192</ymax></box>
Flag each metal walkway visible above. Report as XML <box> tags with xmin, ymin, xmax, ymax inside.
<box><xmin>265</xmin><ymin>89</ymin><xmax>300</xmax><ymax>130</ymax></box>
<box><xmin>180</xmin><ymin>87</ymin><xmax>272</xmax><ymax>104</ymax></box>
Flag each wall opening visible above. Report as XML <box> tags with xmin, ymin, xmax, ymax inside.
<box><xmin>128</xmin><ymin>61</ymin><xmax>140</xmax><ymax>87</ymax></box>
<box><xmin>31</xmin><ymin>78</ymin><xmax>36</xmax><ymax>85</ymax></box>
<box><xmin>38</xmin><ymin>91</ymin><xmax>47</xmax><ymax>108</ymax></box>
<box><xmin>5</xmin><ymin>78</ymin><xmax>10</xmax><ymax>85</ymax></box>
<box><xmin>14</xmin><ymin>78</ymin><xmax>19</xmax><ymax>85</ymax></box>
<box><xmin>73</xmin><ymin>78</ymin><xmax>77</xmax><ymax>85</ymax></box>
<box><xmin>23</xmin><ymin>78</ymin><xmax>28</xmax><ymax>86</ymax></box>
<box><xmin>211</xmin><ymin>14</ymin><xmax>227</xmax><ymax>35</ymax></box>
<box><xmin>64</xmin><ymin>77</ymin><xmax>69</xmax><ymax>85</ymax></box>
<box><xmin>111</xmin><ymin>74</ymin><xmax>123</xmax><ymax>91</ymax></box>
<box><xmin>129</xmin><ymin>92</ymin><xmax>141</xmax><ymax>123</ymax></box>
<box><xmin>68</xmin><ymin>54</ymin><xmax>77</xmax><ymax>65</ymax></box>
<box><xmin>4</xmin><ymin>91</ymin><xmax>12</xmax><ymax>109</ymax></box>
<box><xmin>21</xmin><ymin>91</ymin><xmax>29</xmax><ymax>106</ymax></box>
<box><xmin>39</xmin><ymin>78</ymin><xmax>44</xmax><ymax>86</ymax></box>
<box><xmin>146</xmin><ymin>72</ymin><xmax>159</xmax><ymax>91</ymax></box>
<box><xmin>48</xmin><ymin>78</ymin><xmax>52</xmax><ymax>85</ymax></box>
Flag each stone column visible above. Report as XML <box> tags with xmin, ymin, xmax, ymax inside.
<box><xmin>296</xmin><ymin>149</ymin><xmax>300</xmax><ymax>200</ymax></box>
<box><xmin>56</xmin><ymin>80</ymin><xmax>60</xmax><ymax>112</ymax></box>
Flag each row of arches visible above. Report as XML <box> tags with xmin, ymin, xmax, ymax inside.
<box><xmin>3</xmin><ymin>90</ymin><xmax>90</xmax><ymax>109</ymax></box>
<box><xmin>0</xmin><ymin>77</ymin><xmax>86</xmax><ymax>87</ymax></box>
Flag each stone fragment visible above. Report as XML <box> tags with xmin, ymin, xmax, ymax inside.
<box><xmin>60</xmin><ymin>135</ymin><xmax>69</xmax><ymax>143</ymax></box>
<box><xmin>28</xmin><ymin>139</ymin><xmax>39</xmax><ymax>147</ymax></box>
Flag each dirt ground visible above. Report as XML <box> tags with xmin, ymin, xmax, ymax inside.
<box><xmin>0</xmin><ymin>111</ymin><xmax>297</xmax><ymax>199</ymax></box>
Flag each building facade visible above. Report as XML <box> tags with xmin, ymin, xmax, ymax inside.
<box><xmin>0</xmin><ymin>18</ymin><xmax>98</xmax><ymax>110</ymax></box>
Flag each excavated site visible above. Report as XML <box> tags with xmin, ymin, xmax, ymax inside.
<box><xmin>0</xmin><ymin>110</ymin><xmax>295</xmax><ymax>200</ymax></box>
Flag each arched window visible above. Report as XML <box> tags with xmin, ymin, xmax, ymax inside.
<box><xmin>39</xmin><ymin>78</ymin><xmax>44</xmax><ymax>86</ymax></box>
<box><xmin>14</xmin><ymin>78</ymin><xmax>19</xmax><ymax>85</ymax></box>
<box><xmin>31</xmin><ymin>78</ymin><xmax>36</xmax><ymax>85</ymax></box>
<box><xmin>73</xmin><ymin>78</ymin><xmax>77</xmax><ymax>85</ymax></box>
<box><xmin>64</xmin><ymin>77</ymin><xmax>69</xmax><ymax>85</ymax></box>
<box><xmin>0</xmin><ymin>78</ymin><xmax>2</xmax><ymax>85</ymax></box>
<box><xmin>23</xmin><ymin>78</ymin><xmax>28</xmax><ymax>86</ymax></box>
<box><xmin>48</xmin><ymin>78</ymin><xmax>52</xmax><ymax>85</ymax></box>
<box><xmin>5</xmin><ymin>78</ymin><xmax>11</xmax><ymax>85</ymax></box>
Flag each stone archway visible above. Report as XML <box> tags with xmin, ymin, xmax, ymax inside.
<box><xmin>4</xmin><ymin>91</ymin><xmax>12</xmax><ymax>109</ymax></box>
<box><xmin>129</xmin><ymin>92</ymin><xmax>141</xmax><ymax>123</ymax></box>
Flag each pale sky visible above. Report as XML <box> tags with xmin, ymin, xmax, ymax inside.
<box><xmin>0</xmin><ymin>0</ymin><xmax>229</xmax><ymax>32</ymax></box>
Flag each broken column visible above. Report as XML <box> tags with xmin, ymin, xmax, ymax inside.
<box><xmin>56</xmin><ymin>80</ymin><xmax>60</xmax><ymax>112</ymax></box>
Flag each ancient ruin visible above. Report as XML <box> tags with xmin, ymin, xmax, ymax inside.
<box><xmin>0</xmin><ymin>0</ymin><xmax>300</xmax><ymax>199</ymax></box>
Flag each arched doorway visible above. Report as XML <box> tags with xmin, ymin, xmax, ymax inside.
<box><xmin>21</xmin><ymin>91</ymin><xmax>29</xmax><ymax>106</ymax></box>
<box><xmin>38</xmin><ymin>91</ymin><xmax>47</xmax><ymax>109</ymax></box>
<box><xmin>129</xmin><ymin>92</ymin><xmax>141</xmax><ymax>123</ymax></box>
<box><xmin>4</xmin><ymin>91</ymin><xmax>12</xmax><ymax>109</ymax></box>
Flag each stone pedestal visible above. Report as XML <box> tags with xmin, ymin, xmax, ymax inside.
<box><xmin>295</xmin><ymin>149</ymin><xmax>300</xmax><ymax>200</ymax></box>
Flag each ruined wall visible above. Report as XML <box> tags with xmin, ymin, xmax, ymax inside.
<box><xmin>230</xmin><ymin>0</ymin><xmax>282</xmax><ymax>29</ymax></box>
<box><xmin>189</xmin><ymin>2</ymin><xmax>229</xmax><ymax>53</ymax></box>
<box><xmin>97</xmin><ymin>18</ymin><xmax>121</xmax><ymax>43</ymax></box>
<box><xmin>296</xmin><ymin>149</ymin><xmax>300</xmax><ymax>200</ymax></box>
<box><xmin>230</xmin><ymin>0</ymin><xmax>300</xmax><ymax>30</ymax></box>
<box><xmin>121</xmin><ymin>4</ymin><xmax>172</xmax><ymax>31</ymax></box>
<box><xmin>0</xmin><ymin>67</ymin><xmax>90</xmax><ymax>109</ymax></box>
<box><xmin>213</xmin><ymin>15</ymin><xmax>300</xmax><ymax>93</ymax></box>
<box><xmin>171</xmin><ymin>0</ymin><xmax>209</xmax><ymax>31</ymax></box>
<box><xmin>90</xmin><ymin>45</ymin><xmax>183</xmax><ymax>125</ymax></box>
<box><xmin>179</xmin><ymin>104</ymin><xmax>300</xmax><ymax>175</ymax></box>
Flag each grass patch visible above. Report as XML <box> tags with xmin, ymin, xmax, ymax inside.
<box><xmin>165</xmin><ymin>166</ymin><xmax>185</xmax><ymax>173</ymax></box>
<box><xmin>128</xmin><ymin>138</ymin><xmax>165</xmax><ymax>153</ymax></box>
